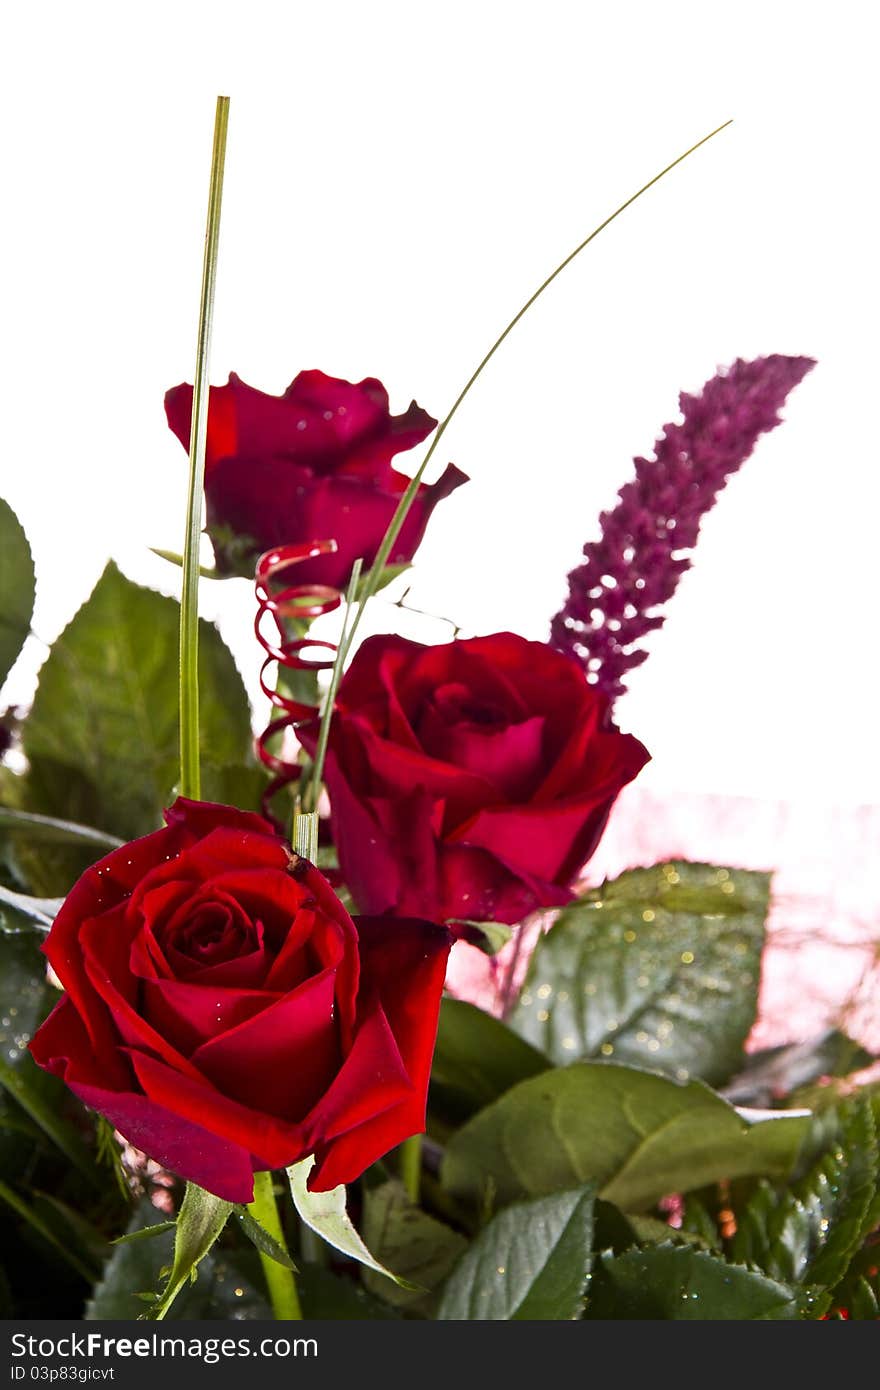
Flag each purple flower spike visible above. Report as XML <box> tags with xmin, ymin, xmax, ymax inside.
<box><xmin>550</xmin><ymin>355</ymin><xmax>816</xmax><ymax>702</ymax></box>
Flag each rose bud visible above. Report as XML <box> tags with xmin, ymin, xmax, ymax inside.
<box><xmin>29</xmin><ymin>798</ymin><xmax>453</xmax><ymax>1203</ymax></box>
<box><xmin>303</xmin><ymin>632</ymin><xmax>649</xmax><ymax>926</ymax></box>
<box><xmin>164</xmin><ymin>370</ymin><xmax>467</xmax><ymax>587</ymax></box>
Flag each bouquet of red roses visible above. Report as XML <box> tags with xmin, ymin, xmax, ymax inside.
<box><xmin>0</xmin><ymin>100</ymin><xmax>876</xmax><ymax>1323</ymax></box>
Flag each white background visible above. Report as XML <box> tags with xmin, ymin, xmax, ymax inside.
<box><xmin>1</xmin><ymin>0</ymin><xmax>877</xmax><ymax>805</ymax></box>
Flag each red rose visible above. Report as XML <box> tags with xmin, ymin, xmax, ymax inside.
<box><xmin>164</xmin><ymin>370</ymin><xmax>467</xmax><ymax>586</ymax></box>
<box><xmin>29</xmin><ymin>798</ymin><xmax>453</xmax><ymax>1203</ymax></box>
<box><xmin>306</xmin><ymin>633</ymin><xmax>649</xmax><ymax>925</ymax></box>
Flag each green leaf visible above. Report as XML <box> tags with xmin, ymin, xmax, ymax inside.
<box><xmin>0</xmin><ymin>498</ymin><xmax>36</xmax><ymax>688</ymax></box>
<box><xmin>31</xmin><ymin>1192</ymin><xmax>109</xmax><ymax>1276</ymax></box>
<box><xmin>437</xmin><ymin>1186</ymin><xmax>594</xmax><ymax>1321</ymax></box>
<box><xmin>0</xmin><ymin>927</ymin><xmax>58</xmax><ymax>1066</ymax></box>
<box><xmin>88</xmin><ymin>1201</ymin><xmax>196</xmax><ymax>1320</ymax></box>
<box><xmin>0</xmin><ymin>807</ymin><xmax>123</xmax><ymax>854</ymax></box>
<box><xmin>800</xmin><ymin>1104</ymin><xmax>877</xmax><ymax>1290</ymax></box>
<box><xmin>730</xmin><ymin>1098</ymin><xmax>879</xmax><ymax>1292</ymax></box>
<box><xmin>287</xmin><ymin>1156</ymin><xmax>419</xmax><ymax>1289</ymax></box>
<box><xmin>722</xmin><ymin>1030</ymin><xmax>875</xmax><ymax>1107</ymax></box>
<box><xmin>0</xmin><ymin>931</ymin><xmax>98</xmax><ymax>1183</ymax></box>
<box><xmin>361</xmin><ymin>1180</ymin><xmax>468</xmax><ymax>1311</ymax></box>
<box><xmin>0</xmin><ymin>885</ymin><xmax>62</xmax><ymax>934</ymax></box>
<box><xmin>0</xmin><ymin>1091</ymin><xmax>40</xmax><ymax>1144</ymax></box>
<box><xmin>679</xmin><ymin>1194</ymin><xmax>722</xmax><ymax>1249</ymax></box>
<box><xmin>297</xmin><ymin>1264</ymin><xmax>400</xmax><ymax>1319</ymax></box>
<box><xmin>585</xmin><ymin>1242</ymin><xmax>813</xmax><ymax>1319</ymax></box>
<box><xmin>591</xmin><ymin>1196</ymin><xmax>647</xmax><ymax>1255</ymax></box>
<box><xmin>90</xmin><ymin>1205</ymin><xmax>273</xmax><ymax>1321</ymax></box>
<box><xmin>111</xmin><ymin>1221</ymin><xmax>176</xmax><ymax>1246</ymax></box>
<box><xmin>441</xmin><ymin>1060</ymin><xmax>811</xmax><ymax>1214</ymax></box>
<box><xmin>510</xmin><ymin>862</ymin><xmax>768</xmax><ymax>1086</ymax></box>
<box><xmin>94</xmin><ymin>1115</ymin><xmax>132</xmax><ymax>1201</ymax></box>
<box><xmin>149</xmin><ymin>549</ymin><xmax>218</xmax><ymax>579</ymax></box>
<box><xmin>0</xmin><ymin>1176</ymin><xmax>96</xmax><ymax>1284</ymax></box>
<box><xmin>234</xmin><ymin>1206</ymin><xmax>298</xmax><ymax>1271</ymax></box>
<box><xmin>835</xmin><ymin>1273</ymin><xmax>879</xmax><ymax>1320</ymax></box>
<box><xmin>429</xmin><ymin>998</ymin><xmax>549</xmax><ymax>1130</ymax></box>
<box><xmin>726</xmin><ymin>1180</ymin><xmax>776</xmax><ymax>1269</ymax></box>
<box><xmin>146</xmin><ymin>1182</ymin><xmax>232</xmax><ymax>1321</ymax></box>
<box><xmin>6</xmin><ymin>759</ymin><xmax>107</xmax><ymax>898</ymax></box>
<box><xmin>625</xmin><ymin>1212</ymin><xmax>711</xmax><ymax>1250</ymax></box>
<box><xmin>199</xmin><ymin>762</ymin><xmax>268</xmax><ymax>817</ymax></box>
<box><xmin>23</xmin><ymin>563</ymin><xmax>253</xmax><ymax>840</ymax></box>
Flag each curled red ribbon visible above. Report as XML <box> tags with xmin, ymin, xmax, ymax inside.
<box><xmin>253</xmin><ymin>539</ymin><xmax>341</xmax><ymax>830</ymax></box>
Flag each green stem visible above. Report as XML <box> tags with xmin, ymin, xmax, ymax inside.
<box><xmin>0</xmin><ymin>807</ymin><xmax>124</xmax><ymax>851</ymax></box>
<box><xmin>400</xmin><ymin>1133</ymin><xmax>422</xmax><ymax>1204</ymax></box>
<box><xmin>335</xmin><ymin>119</ymin><xmax>732</xmax><ymax>674</ymax></box>
<box><xmin>292</xmin><ymin>807</ymin><xmax>319</xmax><ymax>863</ymax></box>
<box><xmin>179</xmin><ymin>95</ymin><xmax>230</xmax><ymax>800</ymax></box>
<box><xmin>248</xmin><ymin>1169</ymin><xmax>302</xmax><ymax>1320</ymax></box>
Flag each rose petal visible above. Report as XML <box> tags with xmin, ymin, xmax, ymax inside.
<box><xmin>283</xmin><ymin>371</ymin><xmax>397</xmax><ymax>482</ymax></box>
<box><xmin>168</xmin><ymin>826</ymin><xmax>293</xmax><ymax>882</ymax></box>
<box><xmin>307</xmin><ymin>917</ymin><xmax>452</xmax><ymax>1190</ymax></box>
<box><xmin>355</xmin><ymin>720</ymin><xmax>497</xmax><ymax>822</ymax></box>
<box><xmin>258</xmin><ymin>908</ymin><xmax>312</xmax><ymax>993</ymax></box>
<box><xmin>160</xmin><ymin>888</ymin><xmax>259</xmax><ymax>970</ymax></box>
<box><xmin>79</xmin><ymin>914</ymin><xmax>207</xmax><ymax>1081</ymax></box>
<box><xmin>387</xmin><ymin>462</ymin><xmax>468</xmax><ymax>563</ymax></box>
<box><xmin>326</xmin><ymin>633</ymin><xmax>418</xmax><ymax>729</ymax></box>
<box><xmin>206</xmin><ymin>461</ymin><xmax>466</xmax><ymax>589</ymax></box>
<box><xmin>163</xmin><ymin>931</ymin><xmax>270</xmax><ymax>989</ymax></box>
<box><xmin>393</xmin><ymin>634</ymin><xmax>531</xmax><ymax>725</ymax></box>
<box><xmin>128</xmin><ymin>880</ymin><xmax>196</xmax><ymax>975</ymax></box>
<box><xmin>172</xmin><ymin>867</ymin><xmax>309</xmax><ymax>957</ymax></box>
<box><xmin>29</xmin><ymin>993</ymin><xmax>131</xmax><ymax>1092</ymax></box>
<box><xmin>437</xmin><ymin>842</ymin><xmax>571</xmax><ymax>924</ymax></box>
<box><xmin>83</xmin><ymin>1084</ymin><xmax>258</xmax><ymax>1204</ymax></box>
<box><xmin>284</xmin><ymin>371</ymin><xmax>437</xmax><ymax>476</ymax></box>
<box><xmin>123</xmin><ymin>830</ymin><xmax>289</xmax><ymax>929</ymax></box>
<box><xmin>418</xmin><ymin>705</ymin><xmax>547</xmax><ymax>802</ymax></box>
<box><xmin>41</xmin><ymin>825</ymin><xmax>182</xmax><ymax>1054</ymax></box>
<box><xmin>163</xmin><ymin>797</ymin><xmax>280</xmax><ymax>842</ymax></box>
<box><xmin>291</xmin><ymin>860</ymin><xmax>361</xmax><ymax>1051</ymax></box>
<box><xmin>140</xmin><ymin>977</ymin><xmax>279</xmax><ymax>1057</ymax></box>
<box><xmin>543</xmin><ymin>726</ymin><xmax>650</xmax><ymax>806</ymax></box>
<box><xmin>302</xmin><ymin>1001</ymin><xmax>412</xmax><ymax>1170</ymax></box>
<box><xmin>450</xmin><ymin>792</ymin><xmax>627</xmax><ymax>888</ymax></box>
<box><xmin>127</xmin><ymin>1048</ymin><xmax>308</xmax><ymax>1171</ymax></box>
<box><xmin>166</xmin><ymin>374</ymin><xmax>336</xmax><ymax>473</ymax></box>
<box><xmin>261</xmin><ymin>907</ymin><xmax>335</xmax><ymax>993</ymax></box>
<box><xmin>318</xmin><ymin>752</ymin><xmax>400</xmax><ymax>916</ymax></box>
<box><xmin>165</xmin><ymin>371</ymin><xmax>438</xmax><ymax>483</ymax></box>
<box><xmin>454</xmin><ymin>632</ymin><xmax>583</xmax><ymax>717</ymax></box>
<box><xmin>355</xmin><ymin>915</ymin><xmax>453</xmax><ymax>1091</ymax></box>
<box><xmin>29</xmin><ymin>998</ymin><xmax>258</xmax><ymax>1203</ymax></box>
<box><xmin>324</xmin><ymin>755</ymin><xmax>446</xmax><ymax>920</ymax></box>
<box><xmin>192</xmin><ymin>969</ymin><xmax>341</xmax><ymax>1120</ymax></box>
<box><xmin>132</xmin><ymin>909</ymin><xmax>272</xmax><ymax>990</ymax></box>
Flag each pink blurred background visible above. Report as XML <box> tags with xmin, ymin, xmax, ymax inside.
<box><xmin>447</xmin><ymin>787</ymin><xmax>880</xmax><ymax>1057</ymax></box>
